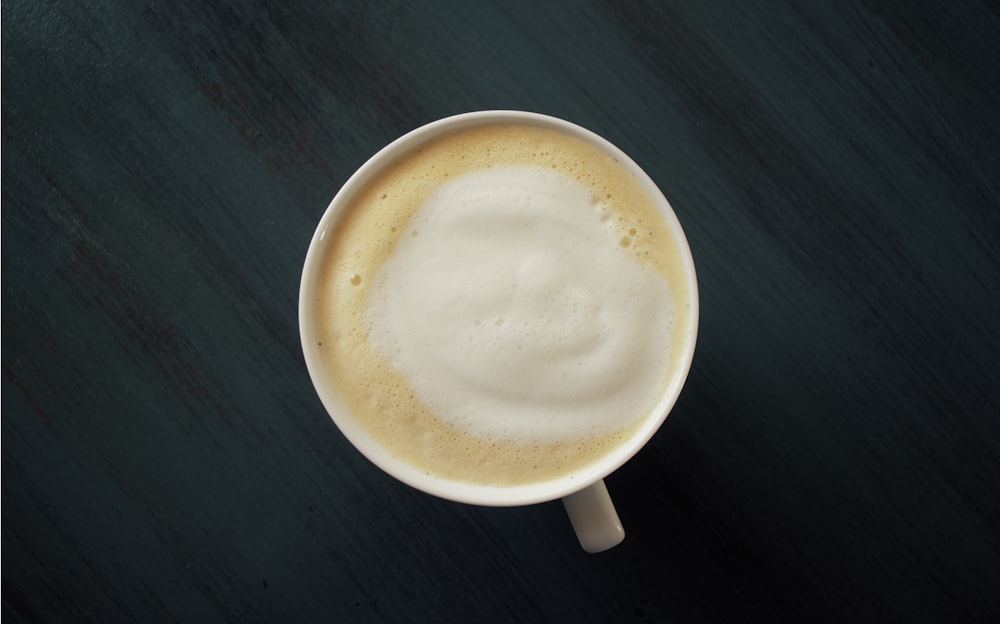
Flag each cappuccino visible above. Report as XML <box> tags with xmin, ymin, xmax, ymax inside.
<box><xmin>313</xmin><ymin>122</ymin><xmax>693</xmax><ymax>486</ymax></box>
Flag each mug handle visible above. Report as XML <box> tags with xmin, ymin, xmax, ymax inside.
<box><xmin>561</xmin><ymin>479</ymin><xmax>624</xmax><ymax>553</ymax></box>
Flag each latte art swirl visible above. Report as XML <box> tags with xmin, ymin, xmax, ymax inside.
<box><xmin>367</xmin><ymin>166</ymin><xmax>673</xmax><ymax>442</ymax></box>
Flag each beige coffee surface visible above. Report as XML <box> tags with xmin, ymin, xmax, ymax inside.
<box><xmin>314</xmin><ymin>123</ymin><xmax>692</xmax><ymax>486</ymax></box>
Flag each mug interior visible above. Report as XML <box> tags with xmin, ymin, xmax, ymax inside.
<box><xmin>299</xmin><ymin>110</ymin><xmax>698</xmax><ymax>507</ymax></box>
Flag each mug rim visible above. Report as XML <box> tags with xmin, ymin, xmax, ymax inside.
<box><xmin>299</xmin><ymin>110</ymin><xmax>699</xmax><ymax>506</ymax></box>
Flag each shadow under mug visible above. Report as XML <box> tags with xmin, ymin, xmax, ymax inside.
<box><xmin>299</xmin><ymin>110</ymin><xmax>699</xmax><ymax>552</ymax></box>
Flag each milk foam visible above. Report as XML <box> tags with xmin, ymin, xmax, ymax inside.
<box><xmin>366</xmin><ymin>165</ymin><xmax>674</xmax><ymax>444</ymax></box>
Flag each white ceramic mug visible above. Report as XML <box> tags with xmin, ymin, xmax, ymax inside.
<box><xmin>299</xmin><ymin>111</ymin><xmax>698</xmax><ymax>552</ymax></box>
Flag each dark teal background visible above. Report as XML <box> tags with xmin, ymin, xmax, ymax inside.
<box><xmin>3</xmin><ymin>1</ymin><xmax>999</xmax><ymax>622</ymax></box>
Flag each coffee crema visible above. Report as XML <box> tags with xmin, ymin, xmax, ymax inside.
<box><xmin>314</xmin><ymin>123</ymin><xmax>692</xmax><ymax>486</ymax></box>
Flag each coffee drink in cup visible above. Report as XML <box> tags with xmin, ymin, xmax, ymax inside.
<box><xmin>309</xmin><ymin>119</ymin><xmax>695</xmax><ymax>487</ymax></box>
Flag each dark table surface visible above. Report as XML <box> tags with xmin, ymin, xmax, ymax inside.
<box><xmin>4</xmin><ymin>1</ymin><xmax>1000</xmax><ymax>622</ymax></box>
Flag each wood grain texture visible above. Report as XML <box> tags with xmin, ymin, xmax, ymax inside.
<box><xmin>3</xmin><ymin>0</ymin><xmax>999</xmax><ymax>622</ymax></box>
